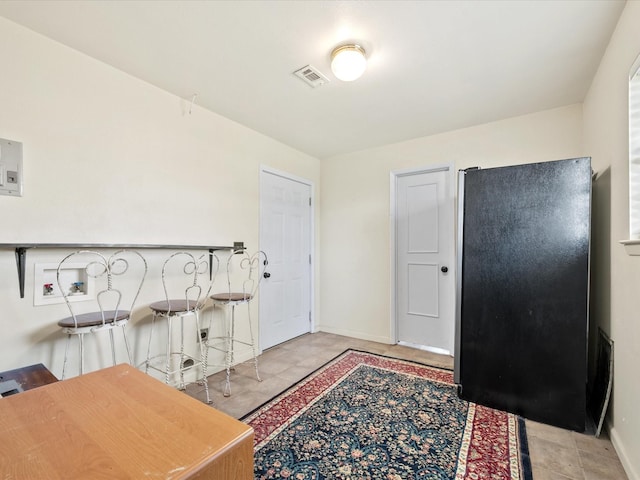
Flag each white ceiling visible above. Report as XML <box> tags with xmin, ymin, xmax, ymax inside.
<box><xmin>0</xmin><ymin>0</ymin><xmax>626</xmax><ymax>159</ymax></box>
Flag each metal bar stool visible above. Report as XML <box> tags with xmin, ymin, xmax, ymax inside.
<box><xmin>143</xmin><ymin>252</ymin><xmax>217</xmax><ymax>404</ymax></box>
<box><xmin>56</xmin><ymin>250</ymin><xmax>147</xmax><ymax>379</ymax></box>
<box><xmin>206</xmin><ymin>250</ymin><xmax>267</xmax><ymax>397</ymax></box>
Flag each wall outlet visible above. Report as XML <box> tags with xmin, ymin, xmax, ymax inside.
<box><xmin>199</xmin><ymin>328</ymin><xmax>209</xmax><ymax>342</ymax></box>
<box><xmin>181</xmin><ymin>358</ymin><xmax>195</xmax><ymax>370</ymax></box>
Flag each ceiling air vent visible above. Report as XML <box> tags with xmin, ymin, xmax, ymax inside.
<box><xmin>293</xmin><ymin>65</ymin><xmax>329</xmax><ymax>88</ymax></box>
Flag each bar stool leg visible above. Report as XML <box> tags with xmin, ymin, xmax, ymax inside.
<box><xmin>230</xmin><ymin>306</ymin><xmax>236</xmax><ymax>368</ymax></box>
<box><xmin>195</xmin><ymin>310</ymin><xmax>211</xmax><ymax>404</ymax></box>
<box><xmin>122</xmin><ymin>328</ymin><xmax>133</xmax><ymax>365</ymax></box>
<box><xmin>145</xmin><ymin>314</ymin><xmax>156</xmax><ymax>374</ymax></box>
<box><xmin>178</xmin><ymin>316</ymin><xmax>184</xmax><ymax>390</ymax></box>
<box><xmin>79</xmin><ymin>333</ymin><xmax>85</xmax><ymax>376</ymax></box>
<box><xmin>247</xmin><ymin>303</ymin><xmax>261</xmax><ymax>382</ymax></box>
<box><xmin>203</xmin><ymin>313</ymin><xmax>211</xmax><ymax>383</ymax></box>
<box><xmin>109</xmin><ymin>329</ymin><xmax>117</xmax><ymax>366</ymax></box>
<box><xmin>61</xmin><ymin>334</ymin><xmax>71</xmax><ymax>380</ymax></box>
<box><xmin>165</xmin><ymin>316</ymin><xmax>172</xmax><ymax>387</ymax></box>
<box><xmin>223</xmin><ymin>306</ymin><xmax>234</xmax><ymax>397</ymax></box>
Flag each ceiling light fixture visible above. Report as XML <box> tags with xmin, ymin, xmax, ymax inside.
<box><xmin>331</xmin><ymin>44</ymin><xmax>367</xmax><ymax>82</ymax></box>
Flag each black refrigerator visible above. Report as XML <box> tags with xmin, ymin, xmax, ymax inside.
<box><xmin>454</xmin><ymin>157</ymin><xmax>591</xmax><ymax>432</ymax></box>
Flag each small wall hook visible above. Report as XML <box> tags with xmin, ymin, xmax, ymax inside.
<box><xmin>189</xmin><ymin>93</ymin><xmax>198</xmax><ymax>114</ymax></box>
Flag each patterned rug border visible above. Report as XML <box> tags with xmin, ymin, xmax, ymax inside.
<box><xmin>242</xmin><ymin>348</ymin><xmax>533</xmax><ymax>480</ymax></box>
<box><xmin>240</xmin><ymin>348</ymin><xmax>452</xmax><ymax>423</ymax></box>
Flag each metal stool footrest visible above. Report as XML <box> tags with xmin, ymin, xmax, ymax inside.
<box><xmin>142</xmin><ymin>353</ymin><xmax>204</xmax><ymax>390</ymax></box>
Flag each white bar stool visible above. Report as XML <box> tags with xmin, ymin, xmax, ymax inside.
<box><xmin>56</xmin><ymin>250</ymin><xmax>147</xmax><ymax>379</ymax></box>
<box><xmin>206</xmin><ymin>250</ymin><xmax>268</xmax><ymax>397</ymax></box>
<box><xmin>143</xmin><ymin>252</ymin><xmax>217</xmax><ymax>404</ymax></box>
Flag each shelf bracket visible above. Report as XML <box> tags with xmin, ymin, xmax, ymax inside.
<box><xmin>209</xmin><ymin>249</ymin><xmax>215</xmax><ymax>281</ymax></box>
<box><xmin>15</xmin><ymin>247</ymin><xmax>28</xmax><ymax>299</ymax></box>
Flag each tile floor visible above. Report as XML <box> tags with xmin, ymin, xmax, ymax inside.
<box><xmin>186</xmin><ymin>331</ymin><xmax>628</xmax><ymax>480</ymax></box>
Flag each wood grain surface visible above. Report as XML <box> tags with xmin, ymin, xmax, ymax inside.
<box><xmin>0</xmin><ymin>364</ymin><xmax>253</xmax><ymax>479</ymax></box>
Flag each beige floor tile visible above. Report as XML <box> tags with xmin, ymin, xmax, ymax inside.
<box><xmin>580</xmin><ymin>450</ymin><xmax>628</xmax><ymax>480</ymax></box>
<box><xmin>181</xmin><ymin>331</ymin><xmax>629</xmax><ymax>480</ymax></box>
<box><xmin>276</xmin><ymin>364</ymin><xmax>317</xmax><ymax>384</ymax></box>
<box><xmin>528</xmin><ymin>436</ymin><xmax>585</xmax><ymax>479</ymax></box>
<box><xmin>526</xmin><ymin>419</ymin><xmax>577</xmax><ymax>447</ymax></box>
<box><xmin>531</xmin><ymin>463</ymin><xmax>581</xmax><ymax>480</ymax></box>
<box><xmin>573</xmin><ymin>430</ymin><xmax>619</xmax><ymax>459</ymax></box>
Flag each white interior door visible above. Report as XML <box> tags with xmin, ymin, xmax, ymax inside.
<box><xmin>259</xmin><ymin>169</ymin><xmax>312</xmax><ymax>350</ymax></box>
<box><xmin>395</xmin><ymin>166</ymin><xmax>455</xmax><ymax>354</ymax></box>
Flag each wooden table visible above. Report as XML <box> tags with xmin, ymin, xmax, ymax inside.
<box><xmin>0</xmin><ymin>364</ymin><xmax>254</xmax><ymax>479</ymax></box>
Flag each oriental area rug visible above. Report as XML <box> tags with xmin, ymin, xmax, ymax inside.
<box><xmin>242</xmin><ymin>350</ymin><xmax>532</xmax><ymax>480</ymax></box>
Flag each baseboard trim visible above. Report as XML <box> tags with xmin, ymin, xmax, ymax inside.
<box><xmin>609</xmin><ymin>423</ymin><xmax>639</xmax><ymax>480</ymax></box>
<box><xmin>318</xmin><ymin>326</ymin><xmax>392</xmax><ymax>345</ymax></box>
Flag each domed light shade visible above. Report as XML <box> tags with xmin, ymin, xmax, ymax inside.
<box><xmin>331</xmin><ymin>44</ymin><xmax>367</xmax><ymax>81</ymax></box>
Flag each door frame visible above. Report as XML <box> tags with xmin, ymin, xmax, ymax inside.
<box><xmin>259</xmin><ymin>165</ymin><xmax>315</xmax><ymax>351</ymax></box>
<box><xmin>389</xmin><ymin>163</ymin><xmax>456</xmax><ymax>351</ymax></box>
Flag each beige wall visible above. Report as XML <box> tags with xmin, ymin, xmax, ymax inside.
<box><xmin>320</xmin><ymin>104</ymin><xmax>583</xmax><ymax>342</ymax></box>
<box><xmin>0</xmin><ymin>17</ymin><xmax>321</xmax><ymax>377</ymax></box>
<box><xmin>583</xmin><ymin>1</ymin><xmax>640</xmax><ymax>478</ymax></box>
<box><xmin>2</xmin><ymin>5</ymin><xmax>639</xmax><ymax>478</ymax></box>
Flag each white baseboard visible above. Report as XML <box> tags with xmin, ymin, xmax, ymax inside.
<box><xmin>318</xmin><ymin>325</ymin><xmax>392</xmax><ymax>345</ymax></box>
<box><xmin>609</xmin><ymin>423</ymin><xmax>639</xmax><ymax>480</ymax></box>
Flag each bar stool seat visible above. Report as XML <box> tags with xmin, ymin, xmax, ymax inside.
<box><xmin>58</xmin><ymin>310</ymin><xmax>130</xmax><ymax>329</ymax></box>
<box><xmin>149</xmin><ymin>300</ymin><xmax>199</xmax><ymax>313</ymax></box>
<box><xmin>210</xmin><ymin>293</ymin><xmax>252</xmax><ymax>303</ymax></box>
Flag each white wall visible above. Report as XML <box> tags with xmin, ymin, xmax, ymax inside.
<box><xmin>320</xmin><ymin>104</ymin><xmax>583</xmax><ymax>342</ymax></box>
<box><xmin>583</xmin><ymin>2</ymin><xmax>640</xmax><ymax>478</ymax></box>
<box><xmin>0</xmin><ymin>17</ymin><xmax>321</xmax><ymax>379</ymax></box>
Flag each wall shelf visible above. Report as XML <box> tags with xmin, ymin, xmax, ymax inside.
<box><xmin>0</xmin><ymin>243</ymin><xmax>236</xmax><ymax>299</ymax></box>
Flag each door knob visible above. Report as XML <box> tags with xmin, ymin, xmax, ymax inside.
<box><xmin>263</xmin><ymin>272</ymin><xmax>271</xmax><ymax>279</ymax></box>
<box><xmin>441</xmin><ymin>266</ymin><xmax>448</xmax><ymax>273</ymax></box>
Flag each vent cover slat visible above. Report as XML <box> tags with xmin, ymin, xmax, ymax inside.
<box><xmin>293</xmin><ymin>65</ymin><xmax>329</xmax><ymax>88</ymax></box>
